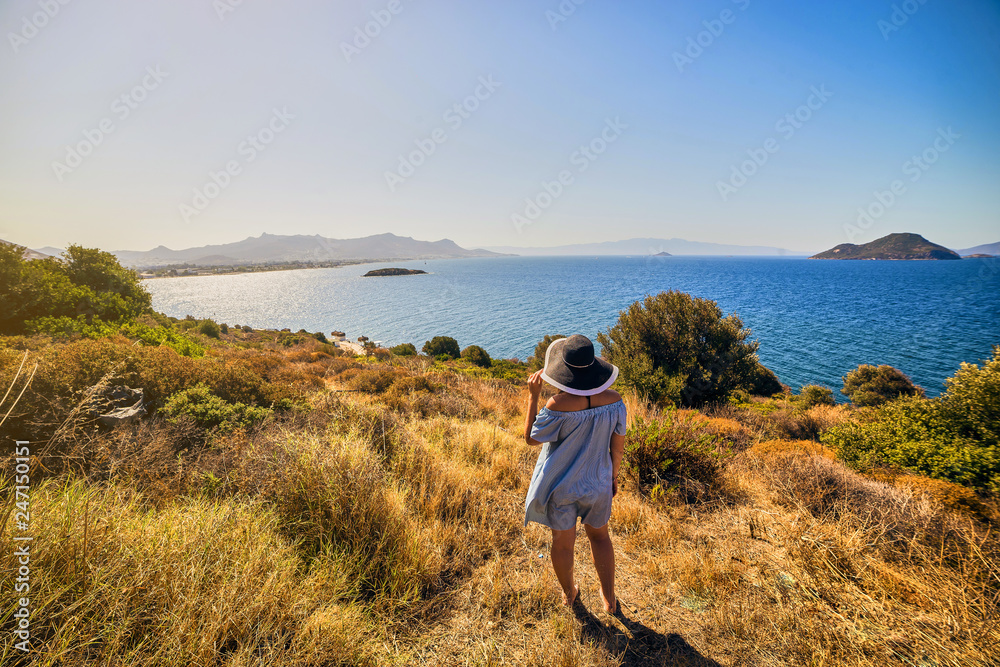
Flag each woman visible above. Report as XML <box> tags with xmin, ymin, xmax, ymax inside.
<box><xmin>523</xmin><ymin>334</ymin><xmax>627</xmax><ymax>612</ymax></box>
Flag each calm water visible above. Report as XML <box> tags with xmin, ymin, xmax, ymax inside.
<box><xmin>144</xmin><ymin>256</ymin><xmax>1000</xmax><ymax>398</ymax></box>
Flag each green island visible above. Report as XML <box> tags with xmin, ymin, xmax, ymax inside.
<box><xmin>1</xmin><ymin>242</ymin><xmax>998</xmax><ymax>666</ymax></box>
<box><xmin>810</xmin><ymin>232</ymin><xmax>961</xmax><ymax>260</ymax></box>
<box><xmin>362</xmin><ymin>267</ymin><xmax>428</xmax><ymax>277</ymax></box>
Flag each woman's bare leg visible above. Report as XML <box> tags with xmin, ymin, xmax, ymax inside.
<box><xmin>584</xmin><ymin>522</ymin><xmax>616</xmax><ymax>612</ymax></box>
<box><xmin>550</xmin><ymin>527</ymin><xmax>578</xmax><ymax>605</ymax></box>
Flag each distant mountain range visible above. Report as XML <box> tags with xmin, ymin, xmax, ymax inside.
<box><xmin>110</xmin><ymin>233</ymin><xmax>504</xmax><ymax>268</ymax></box>
<box><xmin>955</xmin><ymin>242</ymin><xmax>1000</xmax><ymax>257</ymax></box>
<box><xmin>8</xmin><ymin>233</ymin><xmax>997</xmax><ymax>265</ymax></box>
<box><xmin>810</xmin><ymin>233</ymin><xmax>961</xmax><ymax>260</ymax></box>
<box><xmin>483</xmin><ymin>237</ymin><xmax>808</xmax><ymax>256</ymax></box>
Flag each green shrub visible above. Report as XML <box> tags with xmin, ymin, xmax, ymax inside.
<box><xmin>199</xmin><ymin>319</ymin><xmax>221</xmax><ymax>339</ymax></box>
<box><xmin>312</xmin><ymin>331</ymin><xmax>327</xmax><ymax>343</ymax></box>
<box><xmin>597</xmin><ymin>290</ymin><xmax>778</xmax><ymax>407</ymax></box>
<box><xmin>422</xmin><ymin>336</ymin><xmax>459</xmax><ymax>359</ymax></box>
<box><xmin>842</xmin><ymin>364</ymin><xmax>924</xmax><ymax>407</ymax></box>
<box><xmin>0</xmin><ymin>242</ymin><xmax>151</xmax><ymax>335</ymax></box>
<box><xmin>482</xmin><ymin>358</ymin><xmax>527</xmax><ymax>382</ymax></box>
<box><xmin>24</xmin><ymin>317</ymin><xmax>204</xmax><ymax>357</ymax></box>
<box><xmin>461</xmin><ymin>345</ymin><xmax>492</xmax><ymax>368</ymax></box>
<box><xmin>528</xmin><ymin>334</ymin><xmax>565</xmax><ymax>371</ymax></box>
<box><xmin>795</xmin><ymin>385</ymin><xmax>835</xmax><ymax>409</ymax></box>
<box><xmin>162</xmin><ymin>383</ymin><xmax>272</xmax><ymax>431</ymax></box>
<box><xmin>623</xmin><ymin>412</ymin><xmax>729</xmax><ymax>500</ymax></box>
<box><xmin>391</xmin><ymin>343</ymin><xmax>417</xmax><ymax>356</ymax></box>
<box><xmin>220</xmin><ymin>323</ymin><xmax>229</xmax><ymax>334</ymax></box>
<box><xmin>823</xmin><ymin>347</ymin><xmax>1000</xmax><ymax>494</ymax></box>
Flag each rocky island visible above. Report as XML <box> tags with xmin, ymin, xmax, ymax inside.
<box><xmin>363</xmin><ymin>268</ymin><xmax>428</xmax><ymax>277</ymax></box>
<box><xmin>810</xmin><ymin>233</ymin><xmax>961</xmax><ymax>260</ymax></box>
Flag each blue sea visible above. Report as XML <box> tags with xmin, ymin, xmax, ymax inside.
<box><xmin>143</xmin><ymin>256</ymin><xmax>999</xmax><ymax>398</ymax></box>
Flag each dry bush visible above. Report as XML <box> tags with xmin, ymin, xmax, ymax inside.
<box><xmin>623</xmin><ymin>411</ymin><xmax>744</xmax><ymax>505</ymax></box>
<box><xmin>750</xmin><ymin>449</ymin><xmax>997</xmax><ymax>580</ymax></box>
<box><xmin>327</xmin><ymin>357</ymin><xmax>362</xmax><ymax>376</ymax></box>
<box><xmin>344</xmin><ymin>368</ymin><xmax>401</xmax><ymax>394</ymax></box>
<box><xmin>0</xmin><ymin>478</ymin><xmax>377</xmax><ymax>666</ymax></box>
<box><xmin>873</xmin><ymin>470</ymin><xmax>997</xmax><ymax>523</ymax></box>
<box><xmin>749</xmin><ymin>438</ymin><xmax>836</xmax><ymax>459</ymax></box>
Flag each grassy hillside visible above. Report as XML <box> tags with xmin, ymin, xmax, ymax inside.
<box><xmin>811</xmin><ymin>233</ymin><xmax>961</xmax><ymax>260</ymax></box>
<box><xmin>1</xmin><ymin>328</ymin><xmax>998</xmax><ymax>666</ymax></box>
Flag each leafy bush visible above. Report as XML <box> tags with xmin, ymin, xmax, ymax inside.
<box><xmin>220</xmin><ymin>323</ymin><xmax>229</xmax><ymax>335</ymax></box>
<box><xmin>24</xmin><ymin>317</ymin><xmax>205</xmax><ymax>357</ymax></box>
<box><xmin>461</xmin><ymin>345</ymin><xmax>492</xmax><ymax>368</ymax></box>
<box><xmin>623</xmin><ymin>412</ymin><xmax>730</xmax><ymax>501</ymax></box>
<box><xmin>162</xmin><ymin>383</ymin><xmax>272</xmax><ymax>431</ymax></box>
<box><xmin>120</xmin><ymin>322</ymin><xmax>205</xmax><ymax>357</ymax></box>
<box><xmin>597</xmin><ymin>290</ymin><xmax>778</xmax><ymax>407</ymax></box>
<box><xmin>373</xmin><ymin>347</ymin><xmax>392</xmax><ymax>361</ymax></box>
<box><xmin>528</xmin><ymin>334</ymin><xmax>565</xmax><ymax>371</ymax></box>
<box><xmin>0</xmin><ymin>242</ymin><xmax>151</xmax><ymax>335</ymax></box>
<box><xmin>199</xmin><ymin>320</ymin><xmax>221</xmax><ymax>339</ymax></box>
<box><xmin>391</xmin><ymin>343</ymin><xmax>417</xmax><ymax>356</ymax></box>
<box><xmin>823</xmin><ymin>348</ymin><xmax>1000</xmax><ymax>493</ymax></box>
<box><xmin>795</xmin><ymin>385</ymin><xmax>835</xmax><ymax>409</ymax></box>
<box><xmin>422</xmin><ymin>336</ymin><xmax>459</xmax><ymax>359</ymax></box>
<box><xmin>842</xmin><ymin>364</ymin><xmax>924</xmax><ymax>407</ymax></box>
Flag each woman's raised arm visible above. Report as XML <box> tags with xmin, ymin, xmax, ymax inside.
<box><xmin>523</xmin><ymin>370</ymin><xmax>544</xmax><ymax>445</ymax></box>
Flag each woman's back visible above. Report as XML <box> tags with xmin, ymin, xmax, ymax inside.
<box><xmin>545</xmin><ymin>388</ymin><xmax>622</xmax><ymax>412</ymax></box>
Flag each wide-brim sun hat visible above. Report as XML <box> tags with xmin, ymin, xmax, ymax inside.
<box><xmin>541</xmin><ymin>334</ymin><xmax>619</xmax><ymax>396</ymax></box>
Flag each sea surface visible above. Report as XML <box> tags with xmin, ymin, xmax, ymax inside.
<box><xmin>144</xmin><ymin>256</ymin><xmax>1000</xmax><ymax>398</ymax></box>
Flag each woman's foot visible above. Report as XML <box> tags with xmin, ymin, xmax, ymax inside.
<box><xmin>562</xmin><ymin>583</ymin><xmax>579</xmax><ymax>607</ymax></box>
<box><xmin>599</xmin><ymin>588</ymin><xmax>617</xmax><ymax>613</ymax></box>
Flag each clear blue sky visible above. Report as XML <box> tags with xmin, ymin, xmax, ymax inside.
<box><xmin>1</xmin><ymin>0</ymin><xmax>997</xmax><ymax>253</ymax></box>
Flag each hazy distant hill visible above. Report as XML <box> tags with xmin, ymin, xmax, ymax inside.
<box><xmin>484</xmin><ymin>237</ymin><xmax>807</xmax><ymax>256</ymax></box>
<box><xmin>811</xmin><ymin>233</ymin><xmax>961</xmax><ymax>260</ymax></box>
<box><xmin>1</xmin><ymin>239</ymin><xmax>50</xmax><ymax>261</ymax></box>
<box><xmin>35</xmin><ymin>246</ymin><xmax>65</xmax><ymax>257</ymax></box>
<box><xmin>113</xmin><ymin>233</ymin><xmax>504</xmax><ymax>268</ymax></box>
<box><xmin>954</xmin><ymin>242</ymin><xmax>1000</xmax><ymax>257</ymax></box>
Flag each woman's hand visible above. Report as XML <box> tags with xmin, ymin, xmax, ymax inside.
<box><xmin>527</xmin><ymin>370</ymin><xmax>544</xmax><ymax>398</ymax></box>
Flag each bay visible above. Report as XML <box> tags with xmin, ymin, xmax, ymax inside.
<box><xmin>144</xmin><ymin>256</ymin><xmax>1000</xmax><ymax>398</ymax></box>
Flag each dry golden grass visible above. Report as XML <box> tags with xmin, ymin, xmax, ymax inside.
<box><xmin>2</xmin><ymin>347</ymin><xmax>998</xmax><ymax>666</ymax></box>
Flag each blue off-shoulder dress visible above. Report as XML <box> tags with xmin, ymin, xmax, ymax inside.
<box><xmin>524</xmin><ymin>400</ymin><xmax>628</xmax><ymax>531</ymax></box>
